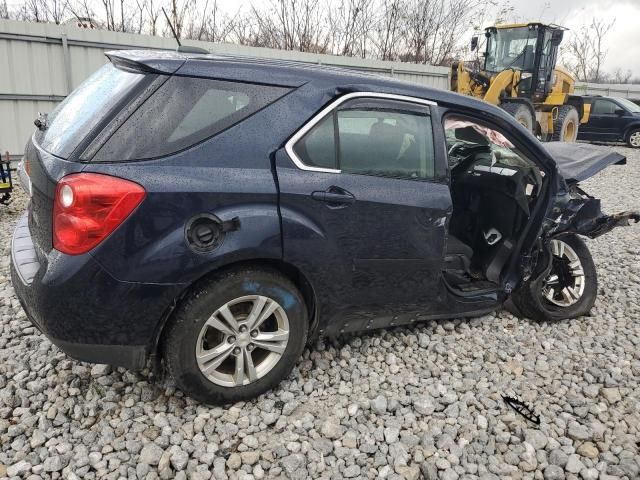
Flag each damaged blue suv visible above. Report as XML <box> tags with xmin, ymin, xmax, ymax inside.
<box><xmin>11</xmin><ymin>50</ymin><xmax>639</xmax><ymax>403</ymax></box>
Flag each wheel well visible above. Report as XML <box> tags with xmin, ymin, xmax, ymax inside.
<box><xmin>151</xmin><ymin>258</ymin><xmax>318</xmax><ymax>360</ymax></box>
<box><xmin>624</xmin><ymin>125</ymin><xmax>640</xmax><ymax>140</ymax></box>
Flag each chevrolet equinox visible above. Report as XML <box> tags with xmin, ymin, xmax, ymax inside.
<box><xmin>11</xmin><ymin>50</ymin><xmax>639</xmax><ymax>403</ymax></box>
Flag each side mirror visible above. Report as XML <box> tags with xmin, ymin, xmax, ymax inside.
<box><xmin>551</xmin><ymin>30</ymin><xmax>564</xmax><ymax>46</ymax></box>
<box><xmin>470</xmin><ymin>36</ymin><xmax>479</xmax><ymax>52</ymax></box>
<box><xmin>615</xmin><ymin>108</ymin><xmax>626</xmax><ymax>116</ymax></box>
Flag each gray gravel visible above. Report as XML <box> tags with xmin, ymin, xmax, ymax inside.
<box><xmin>1</xmin><ymin>146</ymin><xmax>639</xmax><ymax>480</ymax></box>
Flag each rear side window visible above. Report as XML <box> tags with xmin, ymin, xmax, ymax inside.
<box><xmin>591</xmin><ymin>100</ymin><xmax>618</xmax><ymax>115</ymax></box>
<box><xmin>294</xmin><ymin>115</ymin><xmax>336</xmax><ymax>169</ymax></box>
<box><xmin>38</xmin><ymin>64</ymin><xmax>145</xmax><ymax>159</ymax></box>
<box><xmin>292</xmin><ymin>97</ymin><xmax>435</xmax><ymax>180</ymax></box>
<box><xmin>94</xmin><ymin>77</ymin><xmax>290</xmax><ymax>161</ymax></box>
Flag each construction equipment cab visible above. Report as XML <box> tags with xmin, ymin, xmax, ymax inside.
<box><xmin>452</xmin><ymin>23</ymin><xmax>590</xmax><ymax>143</ymax></box>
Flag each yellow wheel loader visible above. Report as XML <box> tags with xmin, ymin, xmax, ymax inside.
<box><xmin>451</xmin><ymin>23</ymin><xmax>590</xmax><ymax>142</ymax></box>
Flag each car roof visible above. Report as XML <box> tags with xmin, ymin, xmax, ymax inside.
<box><xmin>106</xmin><ymin>49</ymin><xmax>498</xmax><ymax>114</ymax></box>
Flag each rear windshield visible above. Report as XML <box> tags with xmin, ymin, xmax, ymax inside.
<box><xmin>38</xmin><ymin>64</ymin><xmax>145</xmax><ymax>159</ymax></box>
<box><xmin>93</xmin><ymin>76</ymin><xmax>291</xmax><ymax>161</ymax></box>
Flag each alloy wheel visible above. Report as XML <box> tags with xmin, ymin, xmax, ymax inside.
<box><xmin>195</xmin><ymin>295</ymin><xmax>290</xmax><ymax>387</ymax></box>
<box><xmin>629</xmin><ymin>131</ymin><xmax>640</xmax><ymax>147</ymax></box>
<box><xmin>541</xmin><ymin>239</ymin><xmax>586</xmax><ymax>307</ymax></box>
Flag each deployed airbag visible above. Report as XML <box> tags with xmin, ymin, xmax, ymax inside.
<box><xmin>544</xmin><ymin>142</ymin><xmax>626</xmax><ymax>183</ymax></box>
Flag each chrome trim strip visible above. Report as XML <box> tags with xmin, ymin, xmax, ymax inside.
<box><xmin>284</xmin><ymin>92</ymin><xmax>438</xmax><ymax>173</ymax></box>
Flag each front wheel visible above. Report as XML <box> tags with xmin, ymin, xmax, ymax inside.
<box><xmin>627</xmin><ymin>128</ymin><xmax>640</xmax><ymax>148</ymax></box>
<box><xmin>552</xmin><ymin>105</ymin><xmax>580</xmax><ymax>142</ymax></box>
<box><xmin>163</xmin><ymin>267</ymin><xmax>308</xmax><ymax>404</ymax></box>
<box><xmin>511</xmin><ymin>235</ymin><xmax>598</xmax><ymax>321</ymax></box>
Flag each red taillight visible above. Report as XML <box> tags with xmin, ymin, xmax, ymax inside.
<box><xmin>53</xmin><ymin>173</ymin><xmax>145</xmax><ymax>255</ymax></box>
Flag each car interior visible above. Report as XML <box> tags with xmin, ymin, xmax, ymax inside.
<box><xmin>443</xmin><ymin>116</ymin><xmax>544</xmax><ymax>293</ymax></box>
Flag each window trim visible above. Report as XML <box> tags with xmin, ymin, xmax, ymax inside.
<box><xmin>285</xmin><ymin>92</ymin><xmax>437</xmax><ymax>174</ymax></box>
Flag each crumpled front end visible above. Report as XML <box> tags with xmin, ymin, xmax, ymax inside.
<box><xmin>542</xmin><ymin>143</ymin><xmax>639</xmax><ymax>239</ymax></box>
<box><xmin>545</xmin><ymin>185</ymin><xmax>639</xmax><ymax>239</ymax></box>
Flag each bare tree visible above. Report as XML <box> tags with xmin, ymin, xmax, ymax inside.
<box><xmin>328</xmin><ymin>0</ymin><xmax>376</xmax><ymax>57</ymax></box>
<box><xmin>403</xmin><ymin>0</ymin><xmax>486</xmax><ymax>65</ymax></box>
<box><xmin>612</xmin><ymin>68</ymin><xmax>633</xmax><ymax>84</ymax></box>
<box><xmin>196</xmin><ymin>1</ymin><xmax>237</xmax><ymax>43</ymax></box>
<box><xmin>67</xmin><ymin>0</ymin><xmax>98</xmax><ymax>26</ymax></box>
<box><xmin>590</xmin><ymin>18</ymin><xmax>614</xmax><ymax>82</ymax></box>
<box><xmin>13</xmin><ymin>0</ymin><xmax>47</xmax><ymax>22</ymax></box>
<box><xmin>168</xmin><ymin>0</ymin><xmax>196</xmax><ymax>39</ymax></box>
<box><xmin>565</xmin><ymin>17</ymin><xmax>615</xmax><ymax>82</ymax></box>
<box><xmin>0</xmin><ymin>0</ymin><xmax>9</xmax><ymax>19</ymax></box>
<box><xmin>247</xmin><ymin>0</ymin><xmax>331</xmax><ymax>53</ymax></box>
<box><xmin>372</xmin><ymin>0</ymin><xmax>405</xmax><ymax>60</ymax></box>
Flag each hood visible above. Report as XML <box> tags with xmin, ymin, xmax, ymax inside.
<box><xmin>544</xmin><ymin>142</ymin><xmax>626</xmax><ymax>183</ymax></box>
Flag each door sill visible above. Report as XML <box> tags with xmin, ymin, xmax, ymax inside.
<box><xmin>443</xmin><ymin>271</ymin><xmax>501</xmax><ymax>298</ymax></box>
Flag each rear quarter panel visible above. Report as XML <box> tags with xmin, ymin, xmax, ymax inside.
<box><xmin>83</xmin><ymin>87</ymin><xmax>325</xmax><ymax>286</ymax></box>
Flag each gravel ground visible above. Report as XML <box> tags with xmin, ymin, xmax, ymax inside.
<box><xmin>0</xmin><ymin>147</ymin><xmax>639</xmax><ymax>480</ymax></box>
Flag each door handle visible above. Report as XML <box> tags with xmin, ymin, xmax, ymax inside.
<box><xmin>311</xmin><ymin>187</ymin><xmax>356</xmax><ymax>206</ymax></box>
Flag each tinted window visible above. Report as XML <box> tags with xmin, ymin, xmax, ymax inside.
<box><xmin>95</xmin><ymin>77</ymin><xmax>290</xmax><ymax>161</ymax></box>
<box><xmin>292</xmin><ymin>98</ymin><xmax>435</xmax><ymax>180</ymax></box>
<box><xmin>39</xmin><ymin>64</ymin><xmax>145</xmax><ymax>159</ymax></box>
<box><xmin>293</xmin><ymin>115</ymin><xmax>336</xmax><ymax>169</ymax></box>
<box><xmin>617</xmin><ymin>98</ymin><xmax>640</xmax><ymax>113</ymax></box>
<box><xmin>591</xmin><ymin>100</ymin><xmax>619</xmax><ymax>115</ymax></box>
<box><xmin>338</xmin><ymin>109</ymin><xmax>434</xmax><ymax>179</ymax></box>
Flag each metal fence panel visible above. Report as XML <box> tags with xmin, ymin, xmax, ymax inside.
<box><xmin>574</xmin><ymin>83</ymin><xmax>640</xmax><ymax>101</ymax></box>
<box><xmin>0</xmin><ymin>19</ymin><xmax>450</xmax><ymax>157</ymax></box>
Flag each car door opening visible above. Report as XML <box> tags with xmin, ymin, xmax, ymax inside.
<box><xmin>444</xmin><ymin>116</ymin><xmax>544</xmax><ymax>293</ymax></box>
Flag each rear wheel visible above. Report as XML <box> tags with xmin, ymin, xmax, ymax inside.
<box><xmin>163</xmin><ymin>267</ymin><xmax>308</xmax><ymax>404</ymax></box>
<box><xmin>552</xmin><ymin>105</ymin><xmax>580</xmax><ymax>142</ymax></box>
<box><xmin>626</xmin><ymin>128</ymin><xmax>640</xmax><ymax>148</ymax></box>
<box><xmin>511</xmin><ymin>235</ymin><xmax>597</xmax><ymax>321</ymax></box>
<box><xmin>501</xmin><ymin>102</ymin><xmax>535</xmax><ymax>133</ymax></box>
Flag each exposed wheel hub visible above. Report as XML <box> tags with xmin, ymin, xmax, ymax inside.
<box><xmin>541</xmin><ymin>239</ymin><xmax>585</xmax><ymax>307</ymax></box>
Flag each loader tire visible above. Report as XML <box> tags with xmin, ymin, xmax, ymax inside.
<box><xmin>552</xmin><ymin>105</ymin><xmax>580</xmax><ymax>142</ymax></box>
<box><xmin>501</xmin><ymin>102</ymin><xmax>535</xmax><ymax>133</ymax></box>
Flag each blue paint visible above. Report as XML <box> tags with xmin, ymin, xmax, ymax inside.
<box><xmin>268</xmin><ymin>287</ymin><xmax>297</xmax><ymax>309</ymax></box>
<box><xmin>243</xmin><ymin>280</ymin><xmax>260</xmax><ymax>292</ymax></box>
<box><xmin>242</xmin><ymin>281</ymin><xmax>296</xmax><ymax>308</ymax></box>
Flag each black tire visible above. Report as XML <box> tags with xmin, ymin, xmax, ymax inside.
<box><xmin>163</xmin><ymin>267</ymin><xmax>308</xmax><ymax>404</ymax></box>
<box><xmin>501</xmin><ymin>102</ymin><xmax>535</xmax><ymax>133</ymax></box>
<box><xmin>511</xmin><ymin>235</ymin><xmax>598</xmax><ymax>322</ymax></box>
<box><xmin>626</xmin><ymin>128</ymin><xmax>640</xmax><ymax>148</ymax></box>
<box><xmin>551</xmin><ymin>105</ymin><xmax>580</xmax><ymax>142</ymax></box>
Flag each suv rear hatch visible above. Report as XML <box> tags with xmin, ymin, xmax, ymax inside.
<box><xmin>24</xmin><ymin>61</ymin><xmax>165</xmax><ymax>257</ymax></box>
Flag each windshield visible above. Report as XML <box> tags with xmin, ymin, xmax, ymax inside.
<box><xmin>485</xmin><ymin>27</ymin><xmax>537</xmax><ymax>73</ymax></box>
<box><xmin>616</xmin><ymin>98</ymin><xmax>640</xmax><ymax>113</ymax></box>
<box><xmin>38</xmin><ymin>63</ymin><xmax>145</xmax><ymax>158</ymax></box>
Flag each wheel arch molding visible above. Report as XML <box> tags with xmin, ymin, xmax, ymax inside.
<box><xmin>149</xmin><ymin>257</ymin><xmax>319</xmax><ymax>360</ymax></box>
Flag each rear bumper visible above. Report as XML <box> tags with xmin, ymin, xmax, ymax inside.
<box><xmin>10</xmin><ymin>213</ymin><xmax>183</xmax><ymax>370</ymax></box>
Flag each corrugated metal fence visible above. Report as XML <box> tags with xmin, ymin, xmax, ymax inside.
<box><xmin>0</xmin><ymin>19</ymin><xmax>450</xmax><ymax>158</ymax></box>
<box><xmin>574</xmin><ymin>82</ymin><xmax>640</xmax><ymax>101</ymax></box>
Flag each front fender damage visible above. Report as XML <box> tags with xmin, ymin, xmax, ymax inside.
<box><xmin>545</xmin><ymin>187</ymin><xmax>639</xmax><ymax>239</ymax></box>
